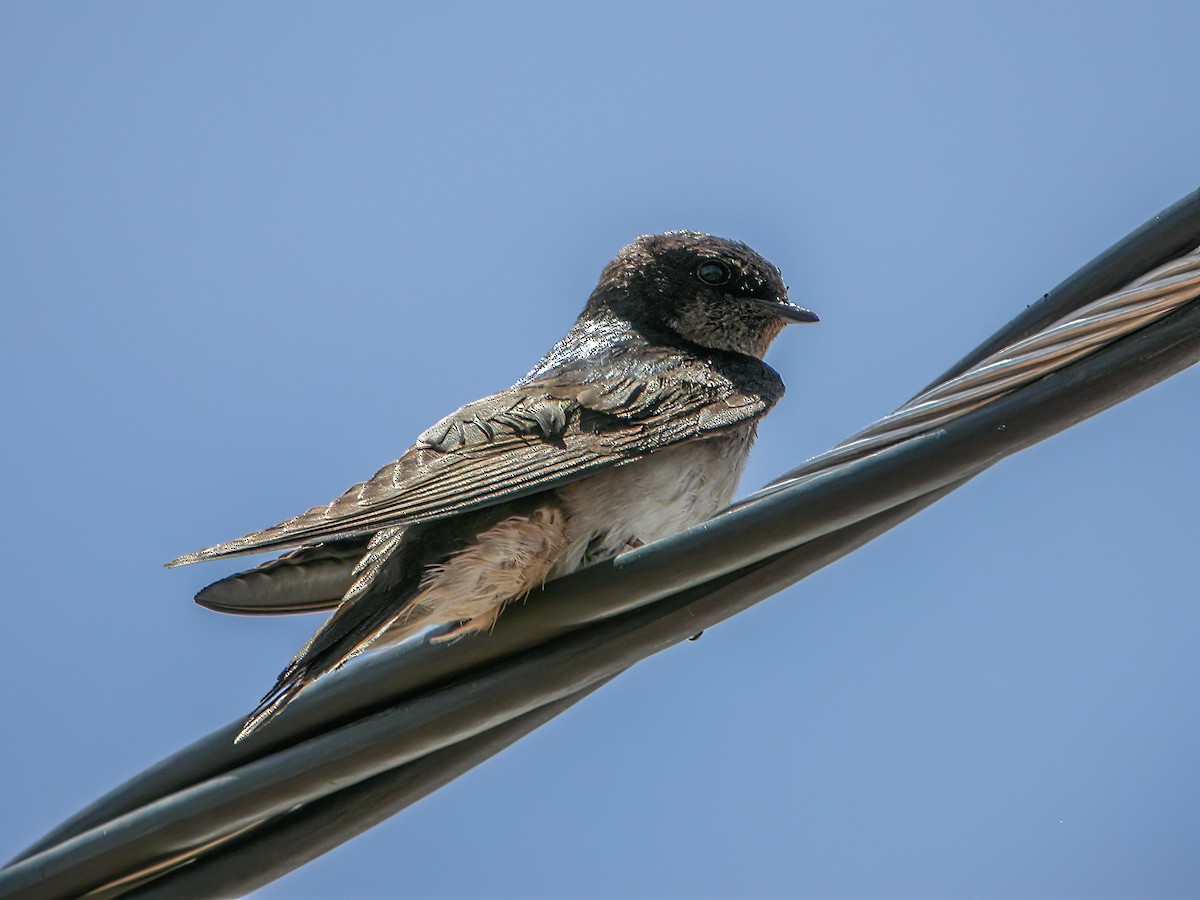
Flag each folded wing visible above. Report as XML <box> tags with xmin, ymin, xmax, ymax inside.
<box><xmin>169</xmin><ymin>346</ymin><xmax>783</xmax><ymax>568</ymax></box>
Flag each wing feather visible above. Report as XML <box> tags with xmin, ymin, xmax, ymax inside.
<box><xmin>168</xmin><ymin>348</ymin><xmax>783</xmax><ymax>567</ymax></box>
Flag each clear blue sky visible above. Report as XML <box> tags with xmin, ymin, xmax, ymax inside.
<box><xmin>4</xmin><ymin>3</ymin><xmax>1200</xmax><ymax>898</ymax></box>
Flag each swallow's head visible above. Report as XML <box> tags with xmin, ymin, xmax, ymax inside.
<box><xmin>587</xmin><ymin>231</ymin><xmax>818</xmax><ymax>358</ymax></box>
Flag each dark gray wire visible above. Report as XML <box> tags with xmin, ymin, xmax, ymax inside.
<box><xmin>786</xmin><ymin>248</ymin><xmax>1200</xmax><ymax>475</ymax></box>
<box><xmin>121</xmin><ymin>485</ymin><xmax>968</xmax><ymax>899</ymax></box>
<box><xmin>5</xmin><ymin>187</ymin><xmax>1200</xmax><ymax>899</ymax></box>
<box><xmin>103</xmin><ymin>678</ymin><xmax>620</xmax><ymax>899</ymax></box>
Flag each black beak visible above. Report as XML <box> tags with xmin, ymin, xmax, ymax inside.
<box><xmin>750</xmin><ymin>297</ymin><xmax>819</xmax><ymax>323</ymax></box>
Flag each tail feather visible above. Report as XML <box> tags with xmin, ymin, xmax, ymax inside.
<box><xmin>231</xmin><ymin>517</ymin><xmax>470</xmax><ymax>741</ymax></box>
<box><xmin>236</xmin><ymin>678</ymin><xmax>309</xmax><ymax>743</ymax></box>
<box><xmin>232</xmin><ymin>502</ymin><xmax>547</xmax><ymax>741</ymax></box>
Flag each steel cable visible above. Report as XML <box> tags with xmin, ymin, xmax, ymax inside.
<box><xmin>4</xmin><ymin>187</ymin><xmax>1200</xmax><ymax>899</ymax></box>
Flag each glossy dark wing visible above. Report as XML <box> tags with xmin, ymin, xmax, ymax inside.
<box><xmin>168</xmin><ymin>347</ymin><xmax>783</xmax><ymax>567</ymax></box>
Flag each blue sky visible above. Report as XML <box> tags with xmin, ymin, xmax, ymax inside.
<box><xmin>3</xmin><ymin>3</ymin><xmax>1200</xmax><ymax>897</ymax></box>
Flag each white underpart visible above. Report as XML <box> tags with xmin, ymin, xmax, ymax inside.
<box><xmin>378</xmin><ymin>430</ymin><xmax>754</xmax><ymax>645</ymax></box>
<box><xmin>551</xmin><ymin>431</ymin><xmax>753</xmax><ymax>577</ymax></box>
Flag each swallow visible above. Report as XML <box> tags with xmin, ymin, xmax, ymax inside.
<box><xmin>168</xmin><ymin>231</ymin><xmax>818</xmax><ymax>740</ymax></box>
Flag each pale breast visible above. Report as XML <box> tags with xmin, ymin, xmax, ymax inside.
<box><xmin>550</xmin><ymin>428</ymin><xmax>755</xmax><ymax>578</ymax></box>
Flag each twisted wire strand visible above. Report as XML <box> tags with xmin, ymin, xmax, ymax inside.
<box><xmin>5</xmin><ymin>191</ymin><xmax>1200</xmax><ymax>900</ymax></box>
<box><xmin>753</xmin><ymin>242</ymin><xmax>1200</xmax><ymax>496</ymax></box>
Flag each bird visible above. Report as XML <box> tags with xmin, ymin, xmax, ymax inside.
<box><xmin>168</xmin><ymin>231</ymin><xmax>818</xmax><ymax>741</ymax></box>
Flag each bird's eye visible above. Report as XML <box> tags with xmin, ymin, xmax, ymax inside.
<box><xmin>696</xmin><ymin>260</ymin><xmax>732</xmax><ymax>286</ymax></box>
